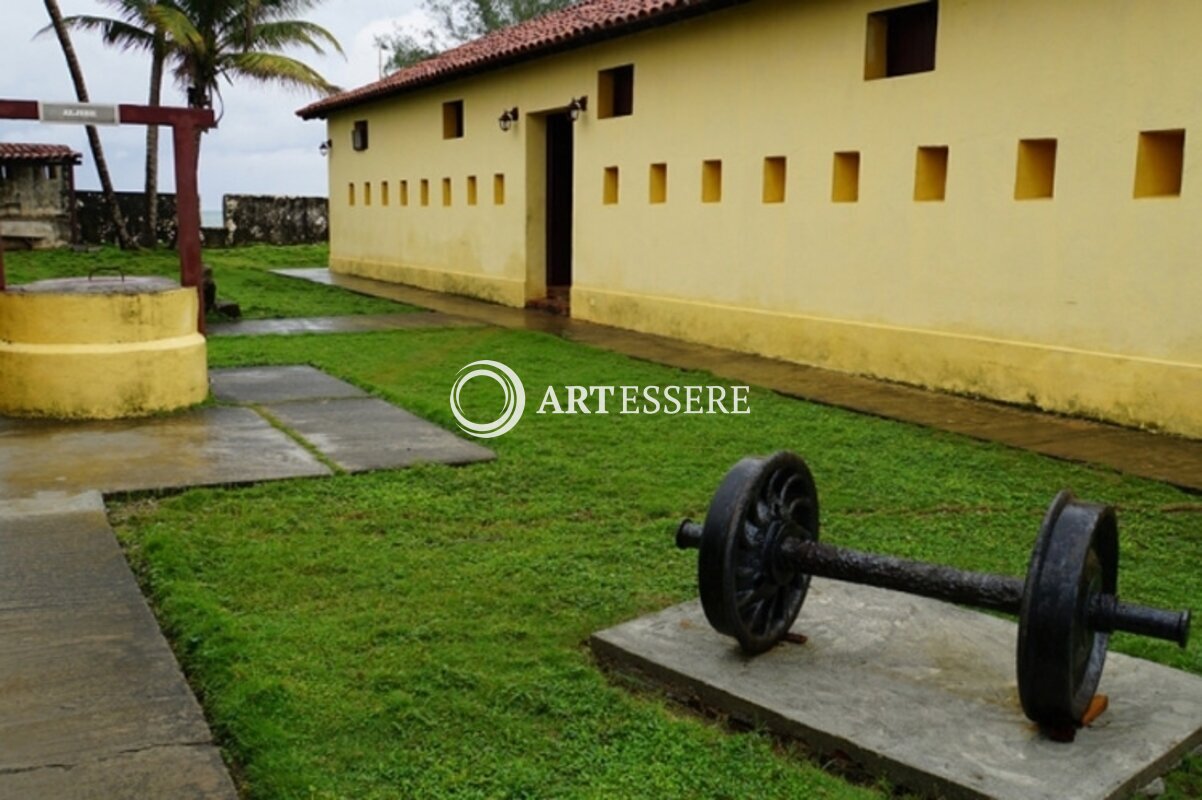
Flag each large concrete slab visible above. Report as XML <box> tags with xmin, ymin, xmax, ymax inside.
<box><xmin>592</xmin><ymin>584</ymin><xmax>1202</xmax><ymax>800</ymax></box>
<box><xmin>262</xmin><ymin>397</ymin><xmax>495</xmax><ymax>472</ymax></box>
<box><xmin>210</xmin><ymin>365</ymin><xmax>367</xmax><ymax>404</ymax></box>
<box><xmin>0</xmin><ymin>495</ymin><xmax>236</xmax><ymax>798</ymax></box>
<box><xmin>0</xmin><ymin>405</ymin><xmax>330</xmax><ymax>500</ymax></box>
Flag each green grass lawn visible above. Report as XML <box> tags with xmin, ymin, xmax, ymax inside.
<box><xmin>2</xmin><ymin>245</ymin><xmax>411</xmax><ymax>321</ymax></box>
<box><xmin>111</xmin><ymin>327</ymin><xmax>1202</xmax><ymax>799</ymax></box>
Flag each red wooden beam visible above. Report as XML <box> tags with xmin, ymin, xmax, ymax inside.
<box><xmin>0</xmin><ymin>100</ymin><xmax>39</xmax><ymax>120</ymax></box>
<box><xmin>118</xmin><ymin>104</ymin><xmax>214</xmax><ymax>129</ymax></box>
<box><xmin>172</xmin><ymin>123</ymin><xmax>205</xmax><ymax>333</ymax></box>
<box><xmin>0</xmin><ymin>99</ymin><xmax>214</xmax><ymax>129</ymax></box>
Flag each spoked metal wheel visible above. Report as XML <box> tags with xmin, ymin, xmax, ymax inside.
<box><xmin>697</xmin><ymin>451</ymin><xmax>821</xmax><ymax>654</ymax></box>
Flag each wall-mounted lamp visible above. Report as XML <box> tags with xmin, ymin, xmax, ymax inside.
<box><xmin>497</xmin><ymin>107</ymin><xmax>519</xmax><ymax>132</ymax></box>
<box><xmin>318</xmin><ymin>139</ymin><xmax>332</xmax><ymax>157</ymax></box>
<box><xmin>568</xmin><ymin>96</ymin><xmax>588</xmax><ymax>122</ymax></box>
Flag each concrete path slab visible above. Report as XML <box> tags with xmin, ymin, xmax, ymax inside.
<box><xmin>262</xmin><ymin>397</ymin><xmax>495</xmax><ymax>472</ymax></box>
<box><xmin>592</xmin><ymin>585</ymin><xmax>1202</xmax><ymax>800</ymax></box>
<box><xmin>210</xmin><ymin>364</ymin><xmax>367</xmax><ymax>404</ymax></box>
<box><xmin>0</xmin><ymin>406</ymin><xmax>330</xmax><ymax>500</ymax></box>
<box><xmin>275</xmin><ymin>268</ymin><xmax>1202</xmax><ymax>491</ymax></box>
<box><xmin>208</xmin><ymin>311</ymin><xmax>478</xmax><ymax>337</ymax></box>
<box><xmin>0</xmin><ymin>494</ymin><xmax>236</xmax><ymax>798</ymax></box>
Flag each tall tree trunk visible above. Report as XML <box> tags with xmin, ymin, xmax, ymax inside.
<box><xmin>42</xmin><ymin>0</ymin><xmax>136</xmax><ymax>250</ymax></box>
<box><xmin>144</xmin><ymin>35</ymin><xmax>164</xmax><ymax>247</ymax></box>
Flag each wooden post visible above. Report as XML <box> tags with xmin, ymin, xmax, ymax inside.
<box><xmin>172</xmin><ymin>123</ymin><xmax>204</xmax><ymax>334</ymax></box>
<box><xmin>0</xmin><ymin>224</ymin><xmax>6</xmax><ymax>291</ymax></box>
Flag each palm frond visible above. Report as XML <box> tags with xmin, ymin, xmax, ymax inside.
<box><xmin>146</xmin><ymin>3</ymin><xmax>207</xmax><ymax>56</ymax></box>
<box><xmin>65</xmin><ymin>15</ymin><xmax>154</xmax><ymax>49</ymax></box>
<box><xmin>223</xmin><ymin>51</ymin><xmax>340</xmax><ymax>95</ymax></box>
<box><xmin>244</xmin><ymin>20</ymin><xmax>344</xmax><ymax>57</ymax></box>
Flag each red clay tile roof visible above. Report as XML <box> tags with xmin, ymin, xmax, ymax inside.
<box><xmin>0</xmin><ymin>143</ymin><xmax>81</xmax><ymax>163</ymax></box>
<box><xmin>298</xmin><ymin>0</ymin><xmax>744</xmax><ymax>119</ymax></box>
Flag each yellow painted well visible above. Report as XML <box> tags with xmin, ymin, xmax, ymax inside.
<box><xmin>322</xmin><ymin>0</ymin><xmax>1202</xmax><ymax>437</ymax></box>
<box><xmin>0</xmin><ymin>280</ymin><xmax>207</xmax><ymax>419</ymax></box>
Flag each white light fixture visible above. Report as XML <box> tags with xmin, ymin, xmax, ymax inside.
<box><xmin>498</xmin><ymin>107</ymin><xmax>519</xmax><ymax>132</ymax></box>
<box><xmin>568</xmin><ymin>96</ymin><xmax>588</xmax><ymax>122</ymax></box>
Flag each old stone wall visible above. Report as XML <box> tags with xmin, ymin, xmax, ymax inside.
<box><xmin>220</xmin><ymin>195</ymin><xmax>328</xmax><ymax>246</ymax></box>
<box><xmin>75</xmin><ymin>192</ymin><xmax>327</xmax><ymax>247</ymax></box>
<box><xmin>76</xmin><ymin>191</ymin><xmax>178</xmax><ymax>247</ymax></box>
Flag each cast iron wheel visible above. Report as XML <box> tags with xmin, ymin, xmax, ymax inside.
<box><xmin>1017</xmin><ymin>491</ymin><xmax>1118</xmax><ymax>729</ymax></box>
<box><xmin>697</xmin><ymin>451</ymin><xmax>820</xmax><ymax>654</ymax></box>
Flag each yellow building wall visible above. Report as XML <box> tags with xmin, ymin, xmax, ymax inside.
<box><xmin>326</xmin><ymin>0</ymin><xmax>1202</xmax><ymax>437</ymax></box>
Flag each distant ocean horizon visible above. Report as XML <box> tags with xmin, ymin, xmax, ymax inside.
<box><xmin>202</xmin><ymin>210</ymin><xmax>222</xmax><ymax>228</ymax></box>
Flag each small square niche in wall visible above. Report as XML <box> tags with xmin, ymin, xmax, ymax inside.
<box><xmin>1015</xmin><ymin>139</ymin><xmax>1057</xmax><ymax>200</ymax></box>
<box><xmin>913</xmin><ymin>146</ymin><xmax>948</xmax><ymax>201</ymax></box>
<box><xmin>832</xmin><ymin>151</ymin><xmax>860</xmax><ymax>203</ymax></box>
<box><xmin>1134</xmin><ymin>129</ymin><xmax>1185</xmax><ymax>198</ymax></box>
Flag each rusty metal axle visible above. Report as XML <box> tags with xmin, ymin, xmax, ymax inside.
<box><xmin>676</xmin><ymin>520</ymin><xmax>1189</xmax><ymax>647</ymax></box>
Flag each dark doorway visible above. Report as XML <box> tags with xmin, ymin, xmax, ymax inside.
<box><xmin>544</xmin><ymin>111</ymin><xmax>573</xmax><ymax>313</ymax></box>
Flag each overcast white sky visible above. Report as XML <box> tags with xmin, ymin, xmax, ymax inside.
<box><xmin>0</xmin><ymin>0</ymin><xmax>431</xmax><ymax>210</ymax></box>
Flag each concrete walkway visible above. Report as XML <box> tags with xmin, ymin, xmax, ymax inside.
<box><xmin>275</xmin><ymin>268</ymin><xmax>1202</xmax><ymax>492</ymax></box>
<box><xmin>0</xmin><ymin>494</ymin><xmax>238</xmax><ymax>799</ymax></box>
<box><xmin>208</xmin><ymin>310</ymin><xmax>479</xmax><ymax>337</ymax></box>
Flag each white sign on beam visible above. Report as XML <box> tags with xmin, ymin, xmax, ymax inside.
<box><xmin>38</xmin><ymin>102</ymin><xmax>121</xmax><ymax>126</ymax></box>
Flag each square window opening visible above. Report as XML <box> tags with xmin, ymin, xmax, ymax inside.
<box><xmin>763</xmin><ymin>156</ymin><xmax>787</xmax><ymax>203</ymax></box>
<box><xmin>649</xmin><ymin>163</ymin><xmax>667</xmax><ymax>204</ymax></box>
<box><xmin>598</xmin><ymin>65</ymin><xmax>635</xmax><ymax>119</ymax></box>
<box><xmin>443</xmin><ymin>100</ymin><xmax>464</xmax><ymax>139</ymax></box>
<box><xmin>865</xmin><ymin>1</ymin><xmax>938</xmax><ymax>80</ymax></box>
<box><xmin>832</xmin><ymin>151</ymin><xmax>861</xmax><ymax>203</ymax></box>
<box><xmin>352</xmin><ymin>120</ymin><xmax>369</xmax><ymax>151</ymax></box>
<box><xmin>914</xmin><ymin>146</ymin><xmax>948</xmax><ymax>201</ymax></box>
<box><xmin>1015</xmin><ymin>139</ymin><xmax>1057</xmax><ymax>200</ymax></box>
<box><xmin>1134</xmin><ymin>129</ymin><xmax>1185</xmax><ymax>198</ymax></box>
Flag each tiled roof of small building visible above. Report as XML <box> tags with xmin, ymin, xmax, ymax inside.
<box><xmin>298</xmin><ymin>0</ymin><xmax>742</xmax><ymax>119</ymax></box>
<box><xmin>0</xmin><ymin>143</ymin><xmax>82</xmax><ymax>163</ymax></box>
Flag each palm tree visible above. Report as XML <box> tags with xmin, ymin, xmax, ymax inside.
<box><xmin>58</xmin><ymin>1</ymin><xmax>340</xmax><ymax>247</ymax></box>
<box><xmin>55</xmin><ymin>1</ymin><xmax>166</xmax><ymax>246</ymax></box>
<box><xmin>41</xmin><ymin>0</ymin><xmax>136</xmax><ymax>249</ymax></box>
<box><xmin>148</xmin><ymin>1</ymin><xmax>341</xmax><ymax>128</ymax></box>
